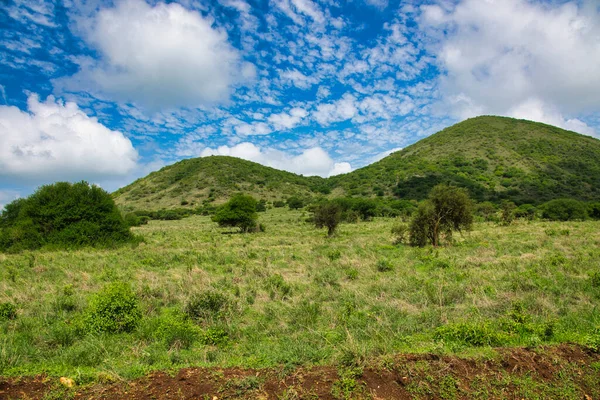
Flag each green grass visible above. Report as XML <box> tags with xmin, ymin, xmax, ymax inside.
<box><xmin>1</xmin><ymin>208</ymin><xmax>600</xmax><ymax>381</ymax></box>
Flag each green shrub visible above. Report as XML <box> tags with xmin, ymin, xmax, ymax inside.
<box><xmin>154</xmin><ymin>309</ymin><xmax>200</xmax><ymax>349</ymax></box>
<box><xmin>273</xmin><ymin>200</ymin><xmax>285</xmax><ymax>208</ymax></box>
<box><xmin>0</xmin><ymin>181</ymin><xmax>134</xmax><ymax>252</ymax></box>
<box><xmin>287</xmin><ymin>196</ymin><xmax>304</xmax><ymax>210</ymax></box>
<box><xmin>265</xmin><ymin>274</ymin><xmax>292</xmax><ymax>299</ymax></box>
<box><xmin>212</xmin><ymin>194</ymin><xmax>258</xmax><ymax>233</ymax></box>
<box><xmin>123</xmin><ymin>213</ymin><xmax>149</xmax><ymax>227</ymax></box>
<box><xmin>84</xmin><ymin>282</ymin><xmax>142</xmax><ymax>334</ymax></box>
<box><xmin>0</xmin><ymin>302</ymin><xmax>17</xmax><ymax>320</ymax></box>
<box><xmin>185</xmin><ymin>291</ymin><xmax>231</xmax><ymax>322</ymax></box>
<box><xmin>376</xmin><ymin>259</ymin><xmax>394</xmax><ymax>272</ymax></box>
<box><xmin>435</xmin><ymin>322</ymin><xmax>506</xmax><ymax>347</ymax></box>
<box><xmin>541</xmin><ymin>198</ymin><xmax>587</xmax><ymax>221</ymax></box>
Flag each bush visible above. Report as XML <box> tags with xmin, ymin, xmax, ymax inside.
<box><xmin>212</xmin><ymin>194</ymin><xmax>259</xmax><ymax>233</ymax></box>
<box><xmin>256</xmin><ymin>199</ymin><xmax>267</xmax><ymax>212</ymax></box>
<box><xmin>541</xmin><ymin>199</ymin><xmax>587</xmax><ymax>221</ymax></box>
<box><xmin>273</xmin><ymin>200</ymin><xmax>285</xmax><ymax>208</ymax></box>
<box><xmin>0</xmin><ymin>302</ymin><xmax>17</xmax><ymax>321</ymax></box>
<box><xmin>185</xmin><ymin>291</ymin><xmax>231</xmax><ymax>322</ymax></box>
<box><xmin>0</xmin><ymin>181</ymin><xmax>134</xmax><ymax>252</ymax></box>
<box><xmin>287</xmin><ymin>196</ymin><xmax>304</xmax><ymax>210</ymax></box>
<box><xmin>154</xmin><ymin>309</ymin><xmax>200</xmax><ymax>349</ymax></box>
<box><xmin>123</xmin><ymin>213</ymin><xmax>149</xmax><ymax>227</ymax></box>
<box><xmin>84</xmin><ymin>282</ymin><xmax>142</xmax><ymax>334</ymax></box>
<box><xmin>588</xmin><ymin>202</ymin><xmax>600</xmax><ymax>220</ymax></box>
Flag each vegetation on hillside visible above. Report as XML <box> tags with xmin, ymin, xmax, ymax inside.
<box><xmin>113</xmin><ymin>116</ymin><xmax>600</xmax><ymax>211</ymax></box>
<box><xmin>0</xmin><ymin>182</ymin><xmax>135</xmax><ymax>252</ymax></box>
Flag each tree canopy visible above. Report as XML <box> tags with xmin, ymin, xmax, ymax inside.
<box><xmin>0</xmin><ymin>181</ymin><xmax>133</xmax><ymax>252</ymax></box>
<box><xmin>409</xmin><ymin>184</ymin><xmax>473</xmax><ymax>247</ymax></box>
<box><xmin>212</xmin><ymin>194</ymin><xmax>259</xmax><ymax>232</ymax></box>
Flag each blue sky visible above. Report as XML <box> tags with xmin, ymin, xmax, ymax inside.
<box><xmin>1</xmin><ymin>0</ymin><xmax>599</xmax><ymax>207</ymax></box>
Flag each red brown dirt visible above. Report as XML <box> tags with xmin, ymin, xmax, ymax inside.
<box><xmin>1</xmin><ymin>344</ymin><xmax>599</xmax><ymax>399</ymax></box>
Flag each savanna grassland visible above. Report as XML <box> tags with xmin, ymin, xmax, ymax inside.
<box><xmin>2</xmin><ymin>208</ymin><xmax>600</xmax><ymax>398</ymax></box>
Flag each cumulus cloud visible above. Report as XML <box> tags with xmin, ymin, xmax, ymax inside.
<box><xmin>421</xmin><ymin>0</ymin><xmax>600</xmax><ymax>134</ymax></box>
<box><xmin>268</xmin><ymin>107</ymin><xmax>308</xmax><ymax>130</ymax></box>
<box><xmin>59</xmin><ymin>0</ymin><xmax>247</xmax><ymax>110</ymax></box>
<box><xmin>200</xmin><ymin>142</ymin><xmax>351</xmax><ymax>177</ymax></box>
<box><xmin>0</xmin><ymin>94</ymin><xmax>138</xmax><ymax>183</ymax></box>
<box><xmin>313</xmin><ymin>93</ymin><xmax>358</xmax><ymax>125</ymax></box>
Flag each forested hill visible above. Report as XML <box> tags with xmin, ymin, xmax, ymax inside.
<box><xmin>114</xmin><ymin>116</ymin><xmax>600</xmax><ymax>210</ymax></box>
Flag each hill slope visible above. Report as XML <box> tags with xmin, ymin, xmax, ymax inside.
<box><xmin>113</xmin><ymin>156</ymin><xmax>328</xmax><ymax>210</ymax></box>
<box><xmin>114</xmin><ymin>116</ymin><xmax>600</xmax><ymax>210</ymax></box>
<box><xmin>330</xmin><ymin>116</ymin><xmax>600</xmax><ymax>203</ymax></box>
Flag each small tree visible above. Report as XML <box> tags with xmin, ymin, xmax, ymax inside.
<box><xmin>409</xmin><ymin>184</ymin><xmax>473</xmax><ymax>247</ymax></box>
<box><xmin>212</xmin><ymin>194</ymin><xmax>258</xmax><ymax>232</ymax></box>
<box><xmin>312</xmin><ymin>201</ymin><xmax>342</xmax><ymax>236</ymax></box>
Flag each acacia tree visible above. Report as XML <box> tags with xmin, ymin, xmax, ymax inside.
<box><xmin>212</xmin><ymin>194</ymin><xmax>258</xmax><ymax>232</ymax></box>
<box><xmin>409</xmin><ymin>184</ymin><xmax>473</xmax><ymax>247</ymax></box>
<box><xmin>312</xmin><ymin>201</ymin><xmax>342</xmax><ymax>236</ymax></box>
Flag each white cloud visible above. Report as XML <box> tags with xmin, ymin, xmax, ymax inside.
<box><xmin>0</xmin><ymin>94</ymin><xmax>138</xmax><ymax>183</ymax></box>
<box><xmin>421</xmin><ymin>0</ymin><xmax>600</xmax><ymax>133</ymax></box>
<box><xmin>200</xmin><ymin>142</ymin><xmax>351</xmax><ymax>177</ymax></box>
<box><xmin>268</xmin><ymin>107</ymin><xmax>308</xmax><ymax>130</ymax></box>
<box><xmin>59</xmin><ymin>0</ymin><xmax>247</xmax><ymax>110</ymax></box>
<box><xmin>313</xmin><ymin>93</ymin><xmax>358</xmax><ymax>125</ymax></box>
<box><xmin>508</xmin><ymin>98</ymin><xmax>596</xmax><ymax>136</ymax></box>
<box><xmin>328</xmin><ymin>162</ymin><xmax>352</xmax><ymax>176</ymax></box>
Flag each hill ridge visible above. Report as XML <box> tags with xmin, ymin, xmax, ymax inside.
<box><xmin>114</xmin><ymin>116</ymin><xmax>600</xmax><ymax>210</ymax></box>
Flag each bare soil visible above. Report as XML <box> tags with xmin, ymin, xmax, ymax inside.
<box><xmin>1</xmin><ymin>344</ymin><xmax>599</xmax><ymax>399</ymax></box>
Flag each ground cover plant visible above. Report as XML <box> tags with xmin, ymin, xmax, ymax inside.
<box><xmin>1</xmin><ymin>207</ymin><xmax>600</xmax><ymax>395</ymax></box>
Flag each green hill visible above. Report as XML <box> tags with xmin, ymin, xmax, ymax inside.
<box><xmin>114</xmin><ymin>116</ymin><xmax>600</xmax><ymax>210</ymax></box>
<box><xmin>331</xmin><ymin>116</ymin><xmax>600</xmax><ymax>203</ymax></box>
<box><xmin>113</xmin><ymin>156</ymin><xmax>328</xmax><ymax>211</ymax></box>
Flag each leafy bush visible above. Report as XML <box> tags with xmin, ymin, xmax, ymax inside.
<box><xmin>123</xmin><ymin>213</ymin><xmax>149</xmax><ymax>227</ymax></box>
<box><xmin>540</xmin><ymin>198</ymin><xmax>587</xmax><ymax>221</ymax></box>
<box><xmin>212</xmin><ymin>194</ymin><xmax>259</xmax><ymax>233</ymax></box>
<box><xmin>154</xmin><ymin>309</ymin><xmax>200</xmax><ymax>349</ymax></box>
<box><xmin>84</xmin><ymin>282</ymin><xmax>142</xmax><ymax>334</ymax></box>
<box><xmin>0</xmin><ymin>302</ymin><xmax>17</xmax><ymax>321</ymax></box>
<box><xmin>0</xmin><ymin>181</ymin><xmax>134</xmax><ymax>252</ymax></box>
<box><xmin>185</xmin><ymin>291</ymin><xmax>231</xmax><ymax>322</ymax></box>
<box><xmin>287</xmin><ymin>196</ymin><xmax>304</xmax><ymax>210</ymax></box>
<box><xmin>256</xmin><ymin>199</ymin><xmax>267</xmax><ymax>212</ymax></box>
<box><xmin>273</xmin><ymin>200</ymin><xmax>285</xmax><ymax>208</ymax></box>
<box><xmin>588</xmin><ymin>202</ymin><xmax>600</xmax><ymax>220</ymax></box>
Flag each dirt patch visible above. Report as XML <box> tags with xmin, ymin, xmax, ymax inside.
<box><xmin>1</xmin><ymin>344</ymin><xmax>599</xmax><ymax>399</ymax></box>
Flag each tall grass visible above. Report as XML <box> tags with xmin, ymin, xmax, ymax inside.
<box><xmin>1</xmin><ymin>208</ymin><xmax>599</xmax><ymax>380</ymax></box>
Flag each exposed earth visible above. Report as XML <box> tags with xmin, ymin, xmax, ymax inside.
<box><xmin>1</xmin><ymin>344</ymin><xmax>599</xmax><ymax>399</ymax></box>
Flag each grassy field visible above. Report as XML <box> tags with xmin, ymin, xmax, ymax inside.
<box><xmin>1</xmin><ymin>208</ymin><xmax>600</xmax><ymax>385</ymax></box>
